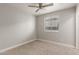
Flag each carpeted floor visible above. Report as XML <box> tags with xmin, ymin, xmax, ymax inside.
<box><xmin>1</xmin><ymin>40</ymin><xmax>79</xmax><ymax>55</ymax></box>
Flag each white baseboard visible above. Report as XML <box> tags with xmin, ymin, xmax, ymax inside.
<box><xmin>0</xmin><ymin>39</ymin><xmax>75</xmax><ymax>53</ymax></box>
<box><xmin>39</xmin><ymin>39</ymin><xmax>75</xmax><ymax>48</ymax></box>
<box><xmin>0</xmin><ymin>39</ymin><xmax>36</xmax><ymax>53</ymax></box>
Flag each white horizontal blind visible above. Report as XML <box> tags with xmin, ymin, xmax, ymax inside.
<box><xmin>44</xmin><ymin>16</ymin><xmax>59</xmax><ymax>32</ymax></box>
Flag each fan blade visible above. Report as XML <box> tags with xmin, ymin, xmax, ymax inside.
<box><xmin>43</xmin><ymin>3</ymin><xmax>53</xmax><ymax>7</ymax></box>
<box><xmin>28</xmin><ymin>5</ymin><xmax>39</xmax><ymax>8</ymax></box>
<box><xmin>35</xmin><ymin>8</ymin><xmax>40</xmax><ymax>12</ymax></box>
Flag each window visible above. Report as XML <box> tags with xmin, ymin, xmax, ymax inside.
<box><xmin>44</xmin><ymin>16</ymin><xmax>59</xmax><ymax>32</ymax></box>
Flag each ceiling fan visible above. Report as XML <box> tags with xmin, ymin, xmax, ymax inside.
<box><xmin>28</xmin><ymin>3</ymin><xmax>53</xmax><ymax>12</ymax></box>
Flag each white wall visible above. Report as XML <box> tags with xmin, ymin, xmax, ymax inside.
<box><xmin>36</xmin><ymin>7</ymin><xmax>76</xmax><ymax>47</ymax></box>
<box><xmin>76</xmin><ymin>4</ymin><xmax>79</xmax><ymax>48</ymax></box>
<box><xmin>0</xmin><ymin>4</ymin><xmax>36</xmax><ymax>50</ymax></box>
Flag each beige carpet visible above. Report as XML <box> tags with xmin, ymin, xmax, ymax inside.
<box><xmin>1</xmin><ymin>40</ymin><xmax>79</xmax><ymax>55</ymax></box>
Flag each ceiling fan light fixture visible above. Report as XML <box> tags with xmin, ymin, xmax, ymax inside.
<box><xmin>28</xmin><ymin>3</ymin><xmax>53</xmax><ymax>12</ymax></box>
